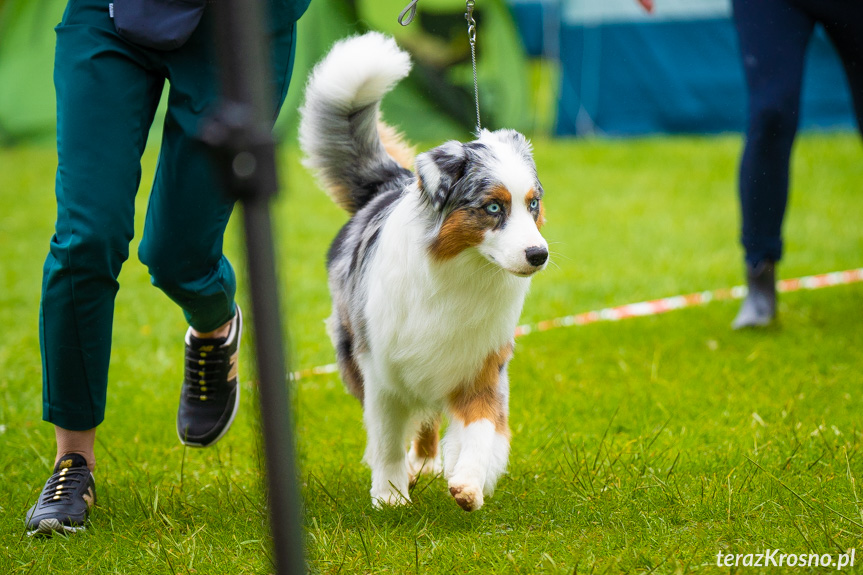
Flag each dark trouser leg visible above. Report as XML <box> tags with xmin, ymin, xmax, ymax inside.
<box><xmin>135</xmin><ymin>13</ymin><xmax>298</xmax><ymax>448</ymax></box>
<box><xmin>138</xmin><ymin>15</ymin><xmax>297</xmax><ymax>333</ymax></box>
<box><xmin>731</xmin><ymin>0</ymin><xmax>814</xmax><ymax>328</ymax></box>
<box><xmin>732</xmin><ymin>0</ymin><xmax>814</xmax><ymax>267</ymax></box>
<box><xmin>41</xmin><ymin>1</ymin><xmax>163</xmax><ymax>429</ymax></box>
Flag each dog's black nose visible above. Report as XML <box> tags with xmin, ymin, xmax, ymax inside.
<box><xmin>525</xmin><ymin>246</ymin><xmax>548</xmax><ymax>267</ymax></box>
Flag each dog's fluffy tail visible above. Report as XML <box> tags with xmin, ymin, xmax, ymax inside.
<box><xmin>299</xmin><ymin>32</ymin><xmax>415</xmax><ymax>215</ymax></box>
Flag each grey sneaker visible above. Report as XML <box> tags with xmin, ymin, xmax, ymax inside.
<box><xmin>732</xmin><ymin>260</ymin><xmax>776</xmax><ymax>329</ymax></box>
<box><xmin>26</xmin><ymin>453</ymin><xmax>95</xmax><ymax>537</ymax></box>
<box><xmin>177</xmin><ymin>306</ymin><xmax>242</xmax><ymax>447</ymax></box>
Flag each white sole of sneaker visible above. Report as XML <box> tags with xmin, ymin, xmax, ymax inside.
<box><xmin>27</xmin><ymin>518</ymin><xmax>87</xmax><ymax>537</ymax></box>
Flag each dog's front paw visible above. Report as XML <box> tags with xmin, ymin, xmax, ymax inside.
<box><xmin>406</xmin><ymin>448</ymin><xmax>443</xmax><ymax>487</ymax></box>
<box><xmin>371</xmin><ymin>487</ymin><xmax>411</xmax><ymax>509</ymax></box>
<box><xmin>448</xmin><ymin>480</ymin><xmax>484</xmax><ymax>511</ymax></box>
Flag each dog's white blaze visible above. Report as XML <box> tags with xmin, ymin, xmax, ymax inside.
<box><xmin>482</xmin><ymin>135</ymin><xmax>535</xmax><ymax>194</ymax></box>
<box><xmin>474</xmin><ymin>135</ymin><xmax>548</xmax><ymax>276</ymax></box>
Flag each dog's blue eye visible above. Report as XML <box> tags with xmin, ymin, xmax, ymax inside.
<box><xmin>486</xmin><ymin>203</ymin><xmax>502</xmax><ymax>214</ymax></box>
<box><xmin>529</xmin><ymin>198</ymin><xmax>539</xmax><ymax>210</ymax></box>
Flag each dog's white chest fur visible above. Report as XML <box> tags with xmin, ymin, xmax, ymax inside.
<box><xmin>361</xmin><ymin>192</ymin><xmax>530</xmax><ymax>401</ymax></box>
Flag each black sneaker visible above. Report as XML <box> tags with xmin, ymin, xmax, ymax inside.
<box><xmin>177</xmin><ymin>306</ymin><xmax>242</xmax><ymax>447</ymax></box>
<box><xmin>26</xmin><ymin>453</ymin><xmax>96</xmax><ymax>537</ymax></box>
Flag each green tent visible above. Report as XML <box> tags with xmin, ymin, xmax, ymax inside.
<box><xmin>0</xmin><ymin>0</ymin><xmax>530</xmax><ymax>146</ymax></box>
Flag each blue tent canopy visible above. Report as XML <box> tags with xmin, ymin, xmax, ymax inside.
<box><xmin>509</xmin><ymin>0</ymin><xmax>857</xmax><ymax>136</ymax></box>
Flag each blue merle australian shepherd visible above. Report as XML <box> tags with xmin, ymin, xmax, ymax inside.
<box><xmin>299</xmin><ymin>32</ymin><xmax>548</xmax><ymax>511</ymax></box>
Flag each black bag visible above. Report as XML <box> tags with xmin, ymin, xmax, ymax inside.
<box><xmin>111</xmin><ymin>0</ymin><xmax>208</xmax><ymax>51</ymax></box>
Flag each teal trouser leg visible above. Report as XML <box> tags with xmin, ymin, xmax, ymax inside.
<box><xmin>138</xmin><ymin>15</ymin><xmax>298</xmax><ymax>333</ymax></box>
<box><xmin>41</xmin><ymin>1</ymin><xmax>166</xmax><ymax>430</ymax></box>
<box><xmin>41</xmin><ymin>0</ymin><xmax>298</xmax><ymax>430</ymax></box>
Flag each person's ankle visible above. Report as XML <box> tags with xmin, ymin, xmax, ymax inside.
<box><xmin>54</xmin><ymin>426</ymin><xmax>97</xmax><ymax>472</ymax></box>
<box><xmin>55</xmin><ymin>451</ymin><xmax>95</xmax><ymax>473</ymax></box>
<box><xmin>191</xmin><ymin>317</ymin><xmax>233</xmax><ymax>340</ymax></box>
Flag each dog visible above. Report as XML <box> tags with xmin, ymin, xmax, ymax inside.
<box><xmin>299</xmin><ymin>32</ymin><xmax>548</xmax><ymax>511</ymax></box>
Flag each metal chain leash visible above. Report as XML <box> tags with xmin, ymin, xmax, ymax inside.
<box><xmin>399</xmin><ymin>0</ymin><xmax>482</xmax><ymax>132</ymax></box>
<box><xmin>465</xmin><ymin>0</ymin><xmax>481</xmax><ymax>131</ymax></box>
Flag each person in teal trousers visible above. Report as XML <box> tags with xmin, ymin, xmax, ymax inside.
<box><xmin>26</xmin><ymin>0</ymin><xmax>310</xmax><ymax>536</ymax></box>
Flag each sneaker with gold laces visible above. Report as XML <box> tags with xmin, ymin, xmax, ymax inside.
<box><xmin>26</xmin><ymin>453</ymin><xmax>96</xmax><ymax>537</ymax></box>
<box><xmin>177</xmin><ymin>306</ymin><xmax>242</xmax><ymax>447</ymax></box>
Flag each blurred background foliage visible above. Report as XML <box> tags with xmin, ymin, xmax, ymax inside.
<box><xmin>0</xmin><ymin>0</ymin><xmax>533</xmax><ymax>146</ymax></box>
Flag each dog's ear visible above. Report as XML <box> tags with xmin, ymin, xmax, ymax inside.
<box><xmin>415</xmin><ymin>141</ymin><xmax>468</xmax><ymax>211</ymax></box>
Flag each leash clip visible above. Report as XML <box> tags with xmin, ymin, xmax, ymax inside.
<box><xmin>465</xmin><ymin>0</ymin><xmax>477</xmax><ymax>45</ymax></box>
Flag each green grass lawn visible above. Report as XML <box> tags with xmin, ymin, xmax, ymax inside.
<box><xmin>1</xmin><ymin>132</ymin><xmax>862</xmax><ymax>573</ymax></box>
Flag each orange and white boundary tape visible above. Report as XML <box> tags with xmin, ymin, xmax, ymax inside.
<box><xmin>291</xmin><ymin>268</ymin><xmax>863</xmax><ymax>381</ymax></box>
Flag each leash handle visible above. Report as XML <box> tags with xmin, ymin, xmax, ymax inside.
<box><xmin>398</xmin><ymin>0</ymin><xmax>418</xmax><ymax>26</ymax></box>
